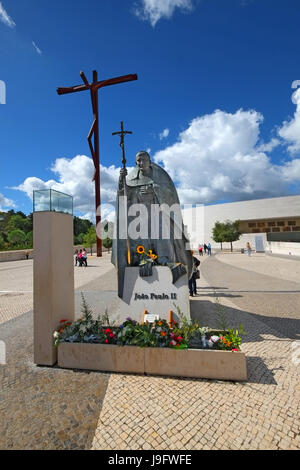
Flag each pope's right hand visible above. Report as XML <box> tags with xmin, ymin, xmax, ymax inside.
<box><xmin>119</xmin><ymin>168</ymin><xmax>127</xmax><ymax>178</ymax></box>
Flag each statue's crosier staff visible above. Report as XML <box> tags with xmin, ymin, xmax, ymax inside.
<box><xmin>57</xmin><ymin>71</ymin><xmax>137</xmax><ymax>257</ymax></box>
<box><xmin>112</xmin><ymin>121</ymin><xmax>132</xmax><ymax>297</ymax></box>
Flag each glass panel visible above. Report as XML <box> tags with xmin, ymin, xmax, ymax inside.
<box><xmin>33</xmin><ymin>189</ymin><xmax>51</xmax><ymax>212</ymax></box>
<box><xmin>33</xmin><ymin>189</ymin><xmax>73</xmax><ymax>215</ymax></box>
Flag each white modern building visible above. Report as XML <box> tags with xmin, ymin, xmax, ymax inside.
<box><xmin>182</xmin><ymin>194</ymin><xmax>300</xmax><ymax>255</ymax></box>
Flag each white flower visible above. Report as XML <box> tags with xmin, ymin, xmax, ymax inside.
<box><xmin>53</xmin><ymin>331</ymin><xmax>59</xmax><ymax>338</ymax></box>
<box><xmin>210</xmin><ymin>335</ymin><xmax>220</xmax><ymax>343</ymax></box>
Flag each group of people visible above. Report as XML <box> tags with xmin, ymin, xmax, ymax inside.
<box><xmin>198</xmin><ymin>243</ymin><xmax>212</xmax><ymax>256</ymax></box>
<box><xmin>74</xmin><ymin>248</ymin><xmax>88</xmax><ymax>267</ymax></box>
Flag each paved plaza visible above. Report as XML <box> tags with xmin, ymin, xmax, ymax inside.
<box><xmin>0</xmin><ymin>252</ymin><xmax>299</xmax><ymax>450</ymax></box>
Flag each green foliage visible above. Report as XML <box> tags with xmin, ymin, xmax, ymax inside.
<box><xmin>217</xmin><ymin>325</ymin><xmax>247</xmax><ymax>351</ymax></box>
<box><xmin>212</xmin><ymin>220</ymin><xmax>241</xmax><ymax>251</ymax></box>
<box><xmin>26</xmin><ymin>231</ymin><xmax>33</xmax><ymax>248</ymax></box>
<box><xmin>172</xmin><ymin>304</ymin><xmax>196</xmax><ymax>345</ymax></box>
<box><xmin>212</xmin><ymin>221</ymin><xmax>226</xmax><ymax>249</ymax></box>
<box><xmin>83</xmin><ymin>226</ymin><xmax>97</xmax><ymax>254</ymax></box>
<box><xmin>80</xmin><ymin>292</ymin><xmax>94</xmax><ymax>323</ymax></box>
<box><xmin>7</xmin><ymin>229</ymin><xmax>26</xmax><ymax>247</ymax></box>
<box><xmin>6</xmin><ymin>214</ymin><xmax>32</xmax><ymax>234</ymax></box>
<box><xmin>0</xmin><ymin>234</ymin><xmax>5</xmax><ymax>250</ymax></box>
<box><xmin>102</xmin><ymin>237</ymin><xmax>112</xmax><ymax>251</ymax></box>
<box><xmin>73</xmin><ymin>216</ymin><xmax>93</xmax><ymax>237</ymax></box>
<box><xmin>54</xmin><ymin>294</ymin><xmax>118</xmax><ymax>347</ymax></box>
<box><xmin>117</xmin><ymin>319</ymin><xmax>155</xmax><ymax>347</ymax></box>
<box><xmin>224</xmin><ymin>220</ymin><xmax>241</xmax><ymax>244</ymax></box>
<box><xmin>74</xmin><ymin>233</ymin><xmax>85</xmax><ymax>245</ymax></box>
<box><xmin>0</xmin><ymin>210</ymin><xmax>99</xmax><ymax>252</ymax></box>
<box><xmin>215</xmin><ymin>296</ymin><xmax>228</xmax><ymax>332</ymax></box>
<box><xmin>54</xmin><ymin>297</ymin><xmax>246</xmax><ymax>352</ymax></box>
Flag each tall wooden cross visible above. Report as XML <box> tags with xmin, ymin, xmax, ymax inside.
<box><xmin>57</xmin><ymin>70</ymin><xmax>138</xmax><ymax>257</ymax></box>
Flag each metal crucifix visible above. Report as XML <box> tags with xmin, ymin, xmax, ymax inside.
<box><xmin>57</xmin><ymin>70</ymin><xmax>138</xmax><ymax>257</ymax></box>
<box><xmin>112</xmin><ymin>121</ymin><xmax>133</xmax><ymax>296</ymax></box>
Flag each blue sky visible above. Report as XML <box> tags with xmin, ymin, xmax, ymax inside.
<box><xmin>1</xmin><ymin>0</ymin><xmax>300</xmax><ymax>220</ymax></box>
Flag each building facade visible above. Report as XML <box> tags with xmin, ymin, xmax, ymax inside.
<box><xmin>182</xmin><ymin>194</ymin><xmax>300</xmax><ymax>253</ymax></box>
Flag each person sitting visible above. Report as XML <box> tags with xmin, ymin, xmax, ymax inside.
<box><xmin>77</xmin><ymin>249</ymin><xmax>83</xmax><ymax>267</ymax></box>
<box><xmin>81</xmin><ymin>248</ymin><xmax>88</xmax><ymax>267</ymax></box>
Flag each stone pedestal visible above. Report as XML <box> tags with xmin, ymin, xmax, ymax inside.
<box><xmin>33</xmin><ymin>211</ymin><xmax>74</xmax><ymax>365</ymax></box>
<box><xmin>117</xmin><ymin>266</ymin><xmax>190</xmax><ymax>324</ymax></box>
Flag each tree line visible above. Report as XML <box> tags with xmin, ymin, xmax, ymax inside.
<box><xmin>0</xmin><ymin>210</ymin><xmax>113</xmax><ymax>253</ymax></box>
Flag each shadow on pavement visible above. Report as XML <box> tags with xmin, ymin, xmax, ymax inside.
<box><xmin>190</xmin><ymin>298</ymin><xmax>300</xmax><ymax>341</ymax></box>
<box><xmin>246</xmin><ymin>356</ymin><xmax>277</xmax><ymax>385</ymax></box>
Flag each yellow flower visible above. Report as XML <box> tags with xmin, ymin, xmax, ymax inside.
<box><xmin>148</xmin><ymin>250</ymin><xmax>158</xmax><ymax>260</ymax></box>
<box><xmin>136</xmin><ymin>245</ymin><xmax>145</xmax><ymax>255</ymax></box>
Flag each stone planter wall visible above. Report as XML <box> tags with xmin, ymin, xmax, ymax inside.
<box><xmin>58</xmin><ymin>343</ymin><xmax>247</xmax><ymax>381</ymax></box>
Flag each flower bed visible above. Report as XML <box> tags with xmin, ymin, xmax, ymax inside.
<box><xmin>55</xmin><ymin>295</ymin><xmax>247</xmax><ymax>381</ymax></box>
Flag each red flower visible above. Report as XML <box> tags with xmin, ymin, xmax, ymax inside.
<box><xmin>60</xmin><ymin>319</ymin><xmax>68</xmax><ymax>323</ymax></box>
<box><xmin>105</xmin><ymin>328</ymin><xmax>111</xmax><ymax>334</ymax></box>
<box><xmin>177</xmin><ymin>336</ymin><xmax>183</xmax><ymax>342</ymax></box>
<box><xmin>109</xmin><ymin>333</ymin><xmax>114</xmax><ymax>338</ymax></box>
<box><xmin>105</xmin><ymin>339</ymin><xmax>108</xmax><ymax>343</ymax></box>
<box><xmin>232</xmin><ymin>348</ymin><xmax>239</xmax><ymax>352</ymax></box>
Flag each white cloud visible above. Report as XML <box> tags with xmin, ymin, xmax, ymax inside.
<box><xmin>154</xmin><ymin>109</ymin><xmax>300</xmax><ymax>205</ymax></box>
<box><xmin>278</xmin><ymin>88</ymin><xmax>300</xmax><ymax>155</ymax></box>
<box><xmin>159</xmin><ymin>128</ymin><xmax>169</xmax><ymax>140</ymax></box>
<box><xmin>12</xmin><ymin>88</ymin><xmax>300</xmax><ymax>216</ymax></box>
<box><xmin>32</xmin><ymin>41</ymin><xmax>42</xmax><ymax>55</ymax></box>
<box><xmin>14</xmin><ymin>155</ymin><xmax>133</xmax><ymax>222</ymax></box>
<box><xmin>257</xmin><ymin>137</ymin><xmax>280</xmax><ymax>153</ymax></box>
<box><xmin>0</xmin><ymin>2</ymin><xmax>16</xmax><ymax>28</ymax></box>
<box><xmin>134</xmin><ymin>0</ymin><xmax>193</xmax><ymax>27</ymax></box>
<box><xmin>0</xmin><ymin>192</ymin><xmax>15</xmax><ymax>211</ymax></box>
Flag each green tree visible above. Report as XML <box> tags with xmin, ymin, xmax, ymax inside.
<box><xmin>74</xmin><ymin>233</ymin><xmax>86</xmax><ymax>245</ymax></box>
<box><xmin>26</xmin><ymin>231</ymin><xmax>33</xmax><ymax>248</ymax></box>
<box><xmin>223</xmin><ymin>220</ymin><xmax>241</xmax><ymax>252</ymax></box>
<box><xmin>102</xmin><ymin>236</ymin><xmax>112</xmax><ymax>253</ymax></box>
<box><xmin>212</xmin><ymin>221</ymin><xmax>226</xmax><ymax>250</ymax></box>
<box><xmin>7</xmin><ymin>229</ymin><xmax>27</xmax><ymax>248</ymax></box>
<box><xmin>0</xmin><ymin>234</ymin><xmax>6</xmax><ymax>250</ymax></box>
<box><xmin>74</xmin><ymin>216</ymin><xmax>93</xmax><ymax>237</ymax></box>
<box><xmin>83</xmin><ymin>227</ymin><xmax>97</xmax><ymax>255</ymax></box>
<box><xmin>6</xmin><ymin>214</ymin><xmax>32</xmax><ymax>234</ymax></box>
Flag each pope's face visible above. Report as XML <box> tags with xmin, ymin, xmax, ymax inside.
<box><xmin>136</xmin><ymin>154</ymin><xmax>151</xmax><ymax>174</ymax></box>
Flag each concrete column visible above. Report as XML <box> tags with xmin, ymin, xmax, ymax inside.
<box><xmin>33</xmin><ymin>211</ymin><xmax>74</xmax><ymax>365</ymax></box>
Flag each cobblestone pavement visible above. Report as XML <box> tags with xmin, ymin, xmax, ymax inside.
<box><xmin>0</xmin><ymin>253</ymin><xmax>113</xmax><ymax>325</ymax></box>
<box><xmin>1</xmin><ymin>253</ymin><xmax>300</xmax><ymax>449</ymax></box>
<box><xmin>0</xmin><ymin>255</ymin><xmax>113</xmax><ymax>450</ymax></box>
<box><xmin>92</xmin><ymin>254</ymin><xmax>300</xmax><ymax>450</ymax></box>
<box><xmin>215</xmin><ymin>252</ymin><xmax>300</xmax><ymax>284</ymax></box>
<box><xmin>0</xmin><ymin>303</ymin><xmax>110</xmax><ymax>450</ymax></box>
